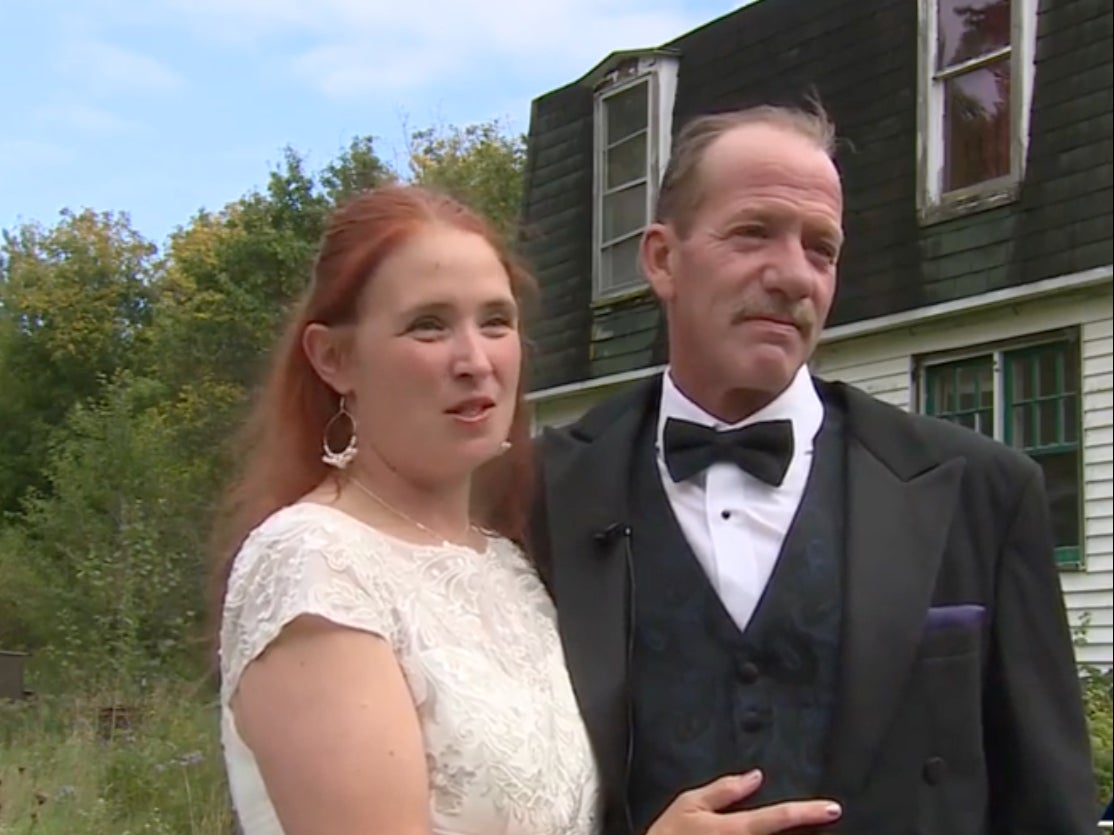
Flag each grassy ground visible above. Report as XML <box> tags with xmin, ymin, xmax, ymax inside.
<box><xmin>0</xmin><ymin>679</ymin><xmax>234</xmax><ymax>835</ymax></box>
<box><xmin>0</xmin><ymin>669</ymin><xmax>1108</xmax><ymax>833</ymax></box>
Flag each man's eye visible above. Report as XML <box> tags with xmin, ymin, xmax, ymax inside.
<box><xmin>735</xmin><ymin>225</ymin><xmax>767</xmax><ymax>238</ymax></box>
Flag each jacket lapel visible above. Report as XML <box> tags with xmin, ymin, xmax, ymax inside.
<box><xmin>819</xmin><ymin>382</ymin><xmax>966</xmax><ymax>797</ymax></box>
<box><xmin>538</xmin><ymin>376</ymin><xmax>660</xmax><ymax>807</ymax></box>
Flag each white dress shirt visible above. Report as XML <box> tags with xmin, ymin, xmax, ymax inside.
<box><xmin>654</xmin><ymin>365</ymin><xmax>825</xmax><ymax>632</ymax></box>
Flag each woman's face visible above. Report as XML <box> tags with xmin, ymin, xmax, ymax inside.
<box><xmin>317</xmin><ymin>224</ymin><xmax>522</xmax><ymax>487</ymax></box>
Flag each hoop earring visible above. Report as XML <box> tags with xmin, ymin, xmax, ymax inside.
<box><xmin>322</xmin><ymin>396</ymin><xmax>358</xmax><ymax>469</ymax></box>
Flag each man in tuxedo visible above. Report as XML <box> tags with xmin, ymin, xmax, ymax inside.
<box><xmin>530</xmin><ymin>103</ymin><xmax>1096</xmax><ymax>834</ymax></box>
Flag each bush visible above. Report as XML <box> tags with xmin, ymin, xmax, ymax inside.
<box><xmin>1</xmin><ymin>372</ymin><xmax>242</xmax><ymax>685</ymax></box>
<box><xmin>1081</xmin><ymin>663</ymin><xmax>1113</xmax><ymax>806</ymax></box>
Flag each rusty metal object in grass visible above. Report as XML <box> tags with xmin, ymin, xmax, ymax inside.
<box><xmin>97</xmin><ymin>704</ymin><xmax>138</xmax><ymax>741</ymax></box>
<box><xmin>0</xmin><ymin>650</ymin><xmax>29</xmax><ymax>701</ymax></box>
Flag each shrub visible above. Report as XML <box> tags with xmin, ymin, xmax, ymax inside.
<box><xmin>1081</xmin><ymin>662</ymin><xmax>1113</xmax><ymax>805</ymax></box>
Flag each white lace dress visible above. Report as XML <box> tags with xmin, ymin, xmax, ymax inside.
<box><xmin>219</xmin><ymin>502</ymin><xmax>601</xmax><ymax>835</ymax></box>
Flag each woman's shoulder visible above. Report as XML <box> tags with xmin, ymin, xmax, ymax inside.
<box><xmin>227</xmin><ymin>502</ymin><xmax>415</xmax><ymax>588</ymax></box>
<box><xmin>219</xmin><ymin>503</ymin><xmax>411</xmax><ymax>698</ymax></box>
<box><xmin>252</xmin><ymin>500</ymin><xmax>377</xmax><ymax>536</ymax></box>
<box><xmin>232</xmin><ymin>503</ymin><xmax>540</xmax><ymax>586</ymax></box>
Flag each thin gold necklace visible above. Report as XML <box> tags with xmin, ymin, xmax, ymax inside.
<box><xmin>347</xmin><ymin>474</ymin><xmax>477</xmax><ymax>547</ymax></box>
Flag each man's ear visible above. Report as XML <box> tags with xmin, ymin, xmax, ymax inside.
<box><xmin>640</xmin><ymin>222</ymin><xmax>677</xmax><ymax>303</ymax></box>
<box><xmin>302</xmin><ymin>323</ymin><xmax>353</xmax><ymax>396</ymax></box>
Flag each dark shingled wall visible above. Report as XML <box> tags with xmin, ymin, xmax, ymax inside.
<box><xmin>519</xmin><ymin>0</ymin><xmax>1113</xmax><ymax>391</ymax></box>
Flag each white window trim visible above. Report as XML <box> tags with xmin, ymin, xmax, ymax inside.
<box><xmin>591</xmin><ymin>54</ymin><xmax>678</xmax><ymax>303</ymax></box>
<box><xmin>915</xmin><ymin>327</ymin><xmax>1081</xmax><ymax>427</ymax></box>
<box><xmin>916</xmin><ymin>0</ymin><xmax>1038</xmax><ymax>220</ymax></box>
<box><xmin>914</xmin><ymin>327</ymin><xmax>1085</xmax><ymax>567</ymax></box>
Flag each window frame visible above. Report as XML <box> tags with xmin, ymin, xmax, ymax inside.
<box><xmin>591</xmin><ymin>55</ymin><xmax>677</xmax><ymax>303</ymax></box>
<box><xmin>917</xmin><ymin>329</ymin><xmax>1085</xmax><ymax>569</ymax></box>
<box><xmin>916</xmin><ymin>0</ymin><xmax>1038</xmax><ymax>222</ymax></box>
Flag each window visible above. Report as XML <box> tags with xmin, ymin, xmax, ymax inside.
<box><xmin>921</xmin><ymin>336</ymin><xmax>1084</xmax><ymax>568</ymax></box>
<box><xmin>597</xmin><ymin>79</ymin><xmax>652</xmax><ymax>298</ymax></box>
<box><xmin>918</xmin><ymin>0</ymin><xmax>1036</xmax><ymax>215</ymax></box>
<box><xmin>592</xmin><ymin>54</ymin><xmax>678</xmax><ymax>301</ymax></box>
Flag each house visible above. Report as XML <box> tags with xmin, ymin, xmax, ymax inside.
<box><xmin>518</xmin><ymin>0</ymin><xmax>1113</xmax><ymax>667</ymax></box>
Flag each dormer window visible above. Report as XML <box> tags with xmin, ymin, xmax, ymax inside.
<box><xmin>591</xmin><ymin>52</ymin><xmax>678</xmax><ymax>301</ymax></box>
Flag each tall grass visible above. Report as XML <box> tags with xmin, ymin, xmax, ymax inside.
<box><xmin>0</xmin><ymin>667</ymin><xmax>1108</xmax><ymax>832</ymax></box>
<box><xmin>0</xmin><ymin>678</ymin><xmax>234</xmax><ymax>834</ymax></box>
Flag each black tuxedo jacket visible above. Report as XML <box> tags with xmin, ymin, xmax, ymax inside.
<box><xmin>529</xmin><ymin>374</ymin><xmax>1097</xmax><ymax>834</ymax></box>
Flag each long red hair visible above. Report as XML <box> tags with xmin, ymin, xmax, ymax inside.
<box><xmin>207</xmin><ymin>185</ymin><xmax>538</xmax><ymax>646</ymax></box>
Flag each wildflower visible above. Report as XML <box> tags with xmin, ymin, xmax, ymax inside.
<box><xmin>178</xmin><ymin>750</ymin><xmax>204</xmax><ymax>767</ymax></box>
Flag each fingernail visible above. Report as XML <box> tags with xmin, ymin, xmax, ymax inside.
<box><xmin>825</xmin><ymin>803</ymin><xmax>842</xmax><ymax>818</ymax></box>
<box><xmin>743</xmin><ymin>769</ymin><xmax>762</xmax><ymax>783</ymax></box>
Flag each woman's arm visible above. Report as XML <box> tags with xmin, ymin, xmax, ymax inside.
<box><xmin>232</xmin><ymin>613</ymin><xmax>430</xmax><ymax>835</ymax></box>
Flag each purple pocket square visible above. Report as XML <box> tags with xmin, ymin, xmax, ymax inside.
<box><xmin>924</xmin><ymin>604</ymin><xmax>986</xmax><ymax>631</ymax></box>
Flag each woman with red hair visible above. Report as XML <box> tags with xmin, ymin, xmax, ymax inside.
<box><xmin>212</xmin><ymin>185</ymin><xmax>600</xmax><ymax>834</ymax></box>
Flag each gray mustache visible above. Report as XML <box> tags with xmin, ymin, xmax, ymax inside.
<box><xmin>729</xmin><ymin>297</ymin><xmax>815</xmax><ymax>330</ymax></box>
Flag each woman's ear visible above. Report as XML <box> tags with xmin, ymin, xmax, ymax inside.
<box><xmin>302</xmin><ymin>323</ymin><xmax>353</xmax><ymax>396</ymax></box>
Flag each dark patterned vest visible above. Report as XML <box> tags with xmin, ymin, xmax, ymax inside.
<box><xmin>624</xmin><ymin>405</ymin><xmax>847</xmax><ymax>834</ymax></box>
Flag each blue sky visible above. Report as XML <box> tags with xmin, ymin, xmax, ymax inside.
<box><xmin>1</xmin><ymin>0</ymin><xmax>745</xmax><ymax>248</ymax></box>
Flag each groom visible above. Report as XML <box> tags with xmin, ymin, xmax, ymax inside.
<box><xmin>530</xmin><ymin>104</ymin><xmax>1096</xmax><ymax>834</ymax></box>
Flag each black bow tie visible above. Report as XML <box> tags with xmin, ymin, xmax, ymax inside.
<box><xmin>662</xmin><ymin>417</ymin><xmax>794</xmax><ymax>486</ymax></box>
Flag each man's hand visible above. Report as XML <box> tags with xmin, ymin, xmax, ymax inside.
<box><xmin>645</xmin><ymin>770</ymin><xmax>842</xmax><ymax>834</ymax></box>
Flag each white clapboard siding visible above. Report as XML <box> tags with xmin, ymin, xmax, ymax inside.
<box><xmin>1073</xmin><ymin>315</ymin><xmax>1114</xmax><ymax>665</ymax></box>
<box><xmin>812</xmin><ymin>355</ymin><xmax>912</xmax><ymax>408</ymax></box>
<box><xmin>813</xmin><ymin>284</ymin><xmax>1114</xmax><ymax>667</ymax></box>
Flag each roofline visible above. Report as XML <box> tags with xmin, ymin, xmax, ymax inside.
<box><xmin>575</xmin><ymin>47</ymin><xmax>682</xmax><ymax>90</ymax></box>
<box><xmin>532</xmin><ymin>2</ymin><xmax>762</xmax><ymax>101</ymax></box>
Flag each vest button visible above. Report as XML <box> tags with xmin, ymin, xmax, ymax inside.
<box><xmin>721</xmin><ymin>509</ymin><xmax>732</xmax><ymax>520</ymax></box>
<box><xmin>922</xmin><ymin>756</ymin><xmax>947</xmax><ymax>785</ymax></box>
<box><xmin>740</xmin><ymin>712</ymin><xmax>764</xmax><ymax>733</ymax></box>
<box><xmin>739</xmin><ymin>661</ymin><xmax>760</xmax><ymax>684</ymax></box>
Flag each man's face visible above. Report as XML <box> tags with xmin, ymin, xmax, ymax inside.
<box><xmin>644</xmin><ymin>123</ymin><xmax>844</xmax><ymax>420</ymax></box>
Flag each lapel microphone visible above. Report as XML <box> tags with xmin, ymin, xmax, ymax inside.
<box><xmin>594</xmin><ymin>522</ymin><xmax>632</xmax><ymax>545</ymax></box>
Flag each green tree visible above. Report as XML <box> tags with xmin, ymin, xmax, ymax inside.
<box><xmin>7</xmin><ymin>371</ymin><xmax>242</xmax><ymax>680</ymax></box>
<box><xmin>147</xmin><ymin>150</ymin><xmax>326</xmax><ymax>391</ymax></box>
<box><xmin>147</xmin><ymin>139</ymin><xmax>395</xmax><ymax>392</ymax></box>
<box><xmin>321</xmin><ymin>135</ymin><xmax>397</xmax><ymax>205</ymax></box>
<box><xmin>407</xmin><ymin>119</ymin><xmax>526</xmax><ymax>241</ymax></box>
<box><xmin>0</xmin><ymin>209</ymin><xmax>157</xmax><ymax>512</ymax></box>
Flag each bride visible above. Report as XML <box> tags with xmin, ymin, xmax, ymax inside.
<box><xmin>211</xmin><ymin>185</ymin><xmax>599</xmax><ymax>834</ymax></box>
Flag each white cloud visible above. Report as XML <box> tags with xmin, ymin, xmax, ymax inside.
<box><xmin>36</xmin><ymin>103</ymin><xmax>143</xmax><ymax>135</ymax></box>
<box><xmin>0</xmin><ymin>140</ymin><xmax>74</xmax><ymax>171</ymax></box>
<box><xmin>61</xmin><ymin>38</ymin><xmax>186</xmax><ymax>93</ymax></box>
<box><xmin>290</xmin><ymin>42</ymin><xmax>456</xmax><ymax>97</ymax></box>
<box><xmin>155</xmin><ymin>0</ymin><xmax>740</xmax><ymax>97</ymax></box>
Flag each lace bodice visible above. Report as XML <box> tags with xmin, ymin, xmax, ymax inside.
<box><xmin>219</xmin><ymin>502</ymin><xmax>601</xmax><ymax>835</ymax></box>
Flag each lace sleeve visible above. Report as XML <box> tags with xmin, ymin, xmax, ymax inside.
<box><xmin>219</xmin><ymin>507</ymin><xmax>403</xmax><ymax>700</ymax></box>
